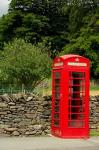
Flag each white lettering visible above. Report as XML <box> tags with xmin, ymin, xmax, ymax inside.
<box><xmin>68</xmin><ymin>62</ymin><xmax>87</xmax><ymax>67</ymax></box>
<box><xmin>54</xmin><ymin>62</ymin><xmax>63</xmax><ymax>67</ymax></box>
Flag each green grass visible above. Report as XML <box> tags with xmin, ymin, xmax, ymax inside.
<box><xmin>90</xmin><ymin>130</ymin><xmax>99</xmax><ymax>136</ymax></box>
<box><xmin>90</xmin><ymin>84</ymin><xmax>99</xmax><ymax>91</ymax></box>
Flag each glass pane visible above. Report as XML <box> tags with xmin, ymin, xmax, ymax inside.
<box><xmin>55</xmin><ymin>99</ymin><xmax>59</xmax><ymax>105</ymax></box>
<box><xmin>69</xmin><ymin>113</ymin><xmax>85</xmax><ymax>120</ymax></box>
<box><xmin>54</xmin><ymin>113</ymin><xmax>59</xmax><ymax>119</ymax></box>
<box><xmin>72</xmin><ymin>72</ymin><xmax>85</xmax><ymax>78</ymax></box>
<box><xmin>73</xmin><ymin>106</ymin><xmax>84</xmax><ymax>113</ymax></box>
<box><xmin>55</xmin><ymin>85</ymin><xmax>60</xmax><ymax>91</ymax></box>
<box><xmin>55</xmin><ymin>106</ymin><xmax>59</xmax><ymax>112</ymax></box>
<box><xmin>71</xmin><ymin>114</ymin><xmax>78</xmax><ymax>120</ymax></box>
<box><xmin>55</xmin><ymin>93</ymin><xmax>60</xmax><ymax>98</ymax></box>
<box><xmin>55</xmin><ymin>72</ymin><xmax>60</xmax><ymax>79</ymax></box>
<box><xmin>79</xmin><ymin>114</ymin><xmax>85</xmax><ymax>119</ymax></box>
<box><xmin>71</xmin><ymin>100</ymin><xmax>83</xmax><ymax>106</ymax></box>
<box><xmin>68</xmin><ymin>121</ymin><xmax>85</xmax><ymax>128</ymax></box>
<box><xmin>54</xmin><ymin>120</ymin><xmax>59</xmax><ymax>126</ymax></box>
<box><xmin>55</xmin><ymin>79</ymin><xmax>60</xmax><ymax>84</ymax></box>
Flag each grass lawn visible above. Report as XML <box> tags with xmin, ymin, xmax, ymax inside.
<box><xmin>90</xmin><ymin>82</ymin><xmax>99</xmax><ymax>95</ymax></box>
<box><xmin>90</xmin><ymin>84</ymin><xmax>99</xmax><ymax>91</ymax></box>
<box><xmin>90</xmin><ymin>130</ymin><xmax>99</xmax><ymax>136</ymax></box>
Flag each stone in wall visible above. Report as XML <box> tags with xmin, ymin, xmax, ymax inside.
<box><xmin>90</xmin><ymin>96</ymin><xmax>99</xmax><ymax>131</ymax></box>
<box><xmin>0</xmin><ymin>93</ymin><xmax>51</xmax><ymax>136</ymax></box>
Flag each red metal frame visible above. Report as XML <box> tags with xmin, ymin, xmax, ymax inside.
<box><xmin>51</xmin><ymin>55</ymin><xmax>90</xmax><ymax>138</ymax></box>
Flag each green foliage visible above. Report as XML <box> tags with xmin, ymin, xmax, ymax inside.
<box><xmin>61</xmin><ymin>4</ymin><xmax>99</xmax><ymax>79</ymax></box>
<box><xmin>0</xmin><ymin>12</ymin><xmax>49</xmax><ymax>48</ymax></box>
<box><xmin>90</xmin><ymin>130</ymin><xmax>99</xmax><ymax>136</ymax></box>
<box><xmin>16</xmin><ymin>13</ymin><xmax>49</xmax><ymax>43</ymax></box>
<box><xmin>0</xmin><ymin>0</ymin><xmax>99</xmax><ymax>80</ymax></box>
<box><xmin>90</xmin><ymin>83</ymin><xmax>99</xmax><ymax>91</ymax></box>
<box><xmin>0</xmin><ymin>0</ymin><xmax>70</xmax><ymax>54</ymax></box>
<box><xmin>62</xmin><ymin>35</ymin><xmax>99</xmax><ymax>79</ymax></box>
<box><xmin>0</xmin><ymin>11</ymin><xmax>23</xmax><ymax>49</ymax></box>
<box><xmin>0</xmin><ymin>39</ymin><xmax>51</xmax><ymax>89</ymax></box>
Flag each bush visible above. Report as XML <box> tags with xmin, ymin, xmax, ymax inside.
<box><xmin>0</xmin><ymin>38</ymin><xmax>51</xmax><ymax>89</ymax></box>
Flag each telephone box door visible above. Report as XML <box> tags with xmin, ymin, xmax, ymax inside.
<box><xmin>66</xmin><ymin>70</ymin><xmax>89</xmax><ymax>137</ymax></box>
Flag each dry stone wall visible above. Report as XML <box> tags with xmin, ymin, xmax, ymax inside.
<box><xmin>0</xmin><ymin>93</ymin><xmax>99</xmax><ymax>136</ymax></box>
<box><xmin>0</xmin><ymin>93</ymin><xmax>51</xmax><ymax>136</ymax></box>
<box><xmin>90</xmin><ymin>96</ymin><xmax>99</xmax><ymax>132</ymax></box>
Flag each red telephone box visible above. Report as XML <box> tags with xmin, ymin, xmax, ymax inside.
<box><xmin>51</xmin><ymin>54</ymin><xmax>90</xmax><ymax>138</ymax></box>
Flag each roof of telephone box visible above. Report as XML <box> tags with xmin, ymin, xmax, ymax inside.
<box><xmin>59</xmin><ymin>54</ymin><xmax>84</xmax><ymax>60</ymax></box>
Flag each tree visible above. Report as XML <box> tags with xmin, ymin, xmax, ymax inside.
<box><xmin>61</xmin><ymin>33</ymin><xmax>99</xmax><ymax>79</ymax></box>
<box><xmin>15</xmin><ymin>13</ymin><xmax>50</xmax><ymax>43</ymax></box>
<box><xmin>68</xmin><ymin>0</ymin><xmax>99</xmax><ymax>34</ymax></box>
<box><xmin>62</xmin><ymin>34</ymin><xmax>99</xmax><ymax>72</ymax></box>
<box><xmin>0</xmin><ymin>11</ymin><xmax>50</xmax><ymax>49</ymax></box>
<box><xmin>0</xmin><ymin>0</ymin><xmax>70</xmax><ymax>55</ymax></box>
<box><xmin>0</xmin><ymin>11</ymin><xmax>23</xmax><ymax>49</ymax></box>
<box><xmin>61</xmin><ymin>3</ymin><xmax>99</xmax><ymax>79</ymax></box>
<box><xmin>0</xmin><ymin>0</ymin><xmax>98</xmax><ymax>72</ymax></box>
<box><xmin>0</xmin><ymin>39</ymin><xmax>51</xmax><ymax>89</ymax></box>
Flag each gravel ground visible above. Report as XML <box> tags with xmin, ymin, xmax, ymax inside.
<box><xmin>0</xmin><ymin>136</ymin><xmax>99</xmax><ymax>150</ymax></box>
<box><xmin>90</xmin><ymin>91</ymin><xmax>99</xmax><ymax>96</ymax></box>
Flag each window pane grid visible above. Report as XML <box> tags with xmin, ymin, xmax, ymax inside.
<box><xmin>68</xmin><ymin>72</ymin><xmax>85</xmax><ymax>128</ymax></box>
<box><xmin>53</xmin><ymin>72</ymin><xmax>61</xmax><ymax>127</ymax></box>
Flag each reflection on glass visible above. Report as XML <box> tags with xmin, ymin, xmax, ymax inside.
<box><xmin>55</xmin><ymin>72</ymin><xmax>61</xmax><ymax>79</ymax></box>
<box><xmin>54</xmin><ymin>113</ymin><xmax>59</xmax><ymax>119</ymax></box>
<box><xmin>55</xmin><ymin>99</ymin><xmax>59</xmax><ymax>105</ymax></box>
<box><xmin>55</xmin><ymin>93</ymin><xmax>60</xmax><ymax>98</ymax></box>
<box><xmin>71</xmin><ymin>72</ymin><xmax>85</xmax><ymax>78</ymax></box>
<box><xmin>68</xmin><ymin>121</ymin><xmax>85</xmax><ymax>128</ymax></box>
<box><xmin>55</xmin><ymin>106</ymin><xmax>59</xmax><ymax>112</ymax></box>
<box><xmin>55</xmin><ymin>85</ymin><xmax>60</xmax><ymax>91</ymax></box>
<box><xmin>55</xmin><ymin>79</ymin><xmax>60</xmax><ymax>84</ymax></box>
<box><xmin>54</xmin><ymin>120</ymin><xmax>59</xmax><ymax>126</ymax></box>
